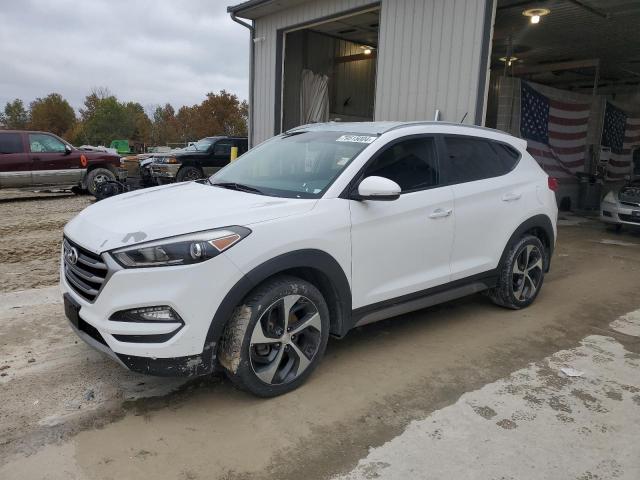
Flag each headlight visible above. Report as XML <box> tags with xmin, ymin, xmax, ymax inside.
<box><xmin>163</xmin><ymin>157</ymin><xmax>179</xmax><ymax>164</ymax></box>
<box><xmin>110</xmin><ymin>226</ymin><xmax>251</xmax><ymax>268</ymax></box>
<box><xmin>602</xmin><ymin>191</ymin><xmax>617</xmax><ymax>205</ymax></box>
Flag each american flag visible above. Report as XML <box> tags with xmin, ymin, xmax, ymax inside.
<box><xmin>520</xmin><ymin>82</ymin><xmax>589</xmax><ymax>181</ymax></box>
<box><xmin>601</xmin><ymin>102</ymin><xmax>640</xmax><ymax>181</ymax></box>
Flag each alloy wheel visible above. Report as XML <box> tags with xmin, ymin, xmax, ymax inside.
<box><xmin>249</xmin><ymin>294</ymin><xmax>322</xmax><ymax>385</ymax></box>
<box><xmin>184</xmin><ymin>169</ymin><xmax>201</xmax><ymax>181</ymax></box>
<box><xmin>512</xmin><ymin>244</ymin><xmax>543</xmax><ymax>302</ymax></box>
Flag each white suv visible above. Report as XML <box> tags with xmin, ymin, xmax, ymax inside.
<box><xmin>61</xmin><ymin>122</ymin><xmax>558</xmax><ymax>396</ymax></box>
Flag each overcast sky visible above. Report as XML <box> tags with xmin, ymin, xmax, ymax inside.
<box><xmin>0</xmin><ymin>0</ymin><xmax>250</xmax><ymax>113</ymax></box>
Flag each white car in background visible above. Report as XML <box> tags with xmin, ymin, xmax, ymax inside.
<box><xmin>61</xmin><ymin>121</ymin><xmax>558</xmax><ymax>397</ymax></box>
<box><xmin>600</xmin><ymin>180</ymin><xmax>640</xmax><ymax>231</ymax></box>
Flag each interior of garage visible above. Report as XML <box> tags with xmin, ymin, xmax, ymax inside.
<box><xmin>486</xmin><ymin>0</ymin><xmax>640</xmax><ymax>208</ymax></box>
<box><xmin>281</xmin><ymin>8</ymin><xmax>380</xmax><ymax>131</ymax></box>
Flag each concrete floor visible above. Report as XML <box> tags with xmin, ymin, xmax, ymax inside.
<box><xmin>1</xmin><ymin>197</ymin><xmax>639</xmax><ymax>479</ymax></box>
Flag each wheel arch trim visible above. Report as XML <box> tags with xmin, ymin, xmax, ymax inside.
<box><xmin>499</xmin><ymin>214</ymin><xmax>555</xmax><ymax>272</ymax></box>
<box><xmin>204</xmin><ymin>249</ymin><xmax>352</xmax><ymax>360</ymax></box>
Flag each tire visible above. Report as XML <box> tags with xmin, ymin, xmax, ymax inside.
<box><xmin>218</xmin><ymin>275</ymin><xmax>330</xmax><ymax>397</ymax></box>
<box><xmin>176</xmin><ymin>165</ymin><xmax>203</xmax><ymax>183</ymax></box>
<box><xmin>488</xmin><ymin>235</ymin><xmax>546</xmax><ymax>310</ymax></box>
<box><xmin>85</xmin><ymin>168</ymin><xmax>116</xmax><ymax>196</ymax></box>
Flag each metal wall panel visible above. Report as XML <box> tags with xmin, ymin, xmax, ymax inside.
<box><xmin>374</xmin><ymin>0</ymin><xmax>491</xmax><ymax>124</ymax></box>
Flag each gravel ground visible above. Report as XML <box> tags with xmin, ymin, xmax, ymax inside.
<box><xmin>0</xmin><ymin>195</ymin><xmax>639</xmax><ymax>479</ymax></box>
<box><xmin>0</xmin><ymin>192</ymin><xmax>92</xmax><ymax>292</ymax></box>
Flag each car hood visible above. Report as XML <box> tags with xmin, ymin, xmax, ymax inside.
<box><xmin>64</xmin><ymin>182</ymin><xmax>317</xmax><ymax>254</ymax></box>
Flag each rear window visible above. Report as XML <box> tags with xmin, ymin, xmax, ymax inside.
<box><xmin>0</xmin><ymin>133</ymin><xmax>24</xmax><ymax>154</ymax></box>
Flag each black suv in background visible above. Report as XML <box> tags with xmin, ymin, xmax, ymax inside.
<box><xmin>151</xmin><ymin>136</ymin><xmax>248</xmax><ymax>183</ymax></box>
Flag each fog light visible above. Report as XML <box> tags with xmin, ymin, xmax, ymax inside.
<box><xmin>110</xmin><ymin>306</ymin><xmax>182</xmax><ymax>323</ymax></box>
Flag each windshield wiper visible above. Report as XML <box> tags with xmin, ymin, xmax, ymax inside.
<box><xmin>212</xmin><ymin>182</ymin><xmax>264</xmax><ymax>195</ymax></box>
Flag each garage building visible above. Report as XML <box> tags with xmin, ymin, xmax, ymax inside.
<box><xmin>228</xmin><ymin>0</ymin><xmax>640</xmax><ymax>206</ymax></box>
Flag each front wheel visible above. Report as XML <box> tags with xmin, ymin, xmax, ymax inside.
<box><xmin>218</xmin><ymin>276</ymin><xmax>330</xmax><ymax>397</ymax></box>
<box><xmin>488</xmin><ymin>235</ymin><xmax>546</xmax><ymax>309</ymax></box>
<box><xmin>176</xmin><ymin>165</ymin><xmax>203</xmax><ymax>182</ymax></box>
<box><xmin>85</xmin><ymin>168</ymin><xmax>116</xmax><ymax>196</ymax></box>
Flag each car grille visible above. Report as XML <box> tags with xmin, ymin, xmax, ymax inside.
<box><xmin>620</xmin><ymin>201</ymin><xmax>640</xmax><ymax>208</ymax></box>
<box><xmin>618</xmin><ymin>214</ymin><xmax>640</xmax><ymax>225</ymax></box>
<box><xmin>63</xmin><ymin>237</ymin><xmax>108</xmax><ymax>302</ymax></box>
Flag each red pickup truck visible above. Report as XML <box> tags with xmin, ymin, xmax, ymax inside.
<box><xmin>0</xmin><ymin>130</ymin><xmax>125</xmax><ymax>196</ymax></box>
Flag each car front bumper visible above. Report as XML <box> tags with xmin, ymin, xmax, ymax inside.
<box><xmin>151</xmin><ymin>164</ymin><xmax>180</xmax><ymax>179</ymax></box>
<box><xmin>60</xmin><ymin>247</ymin><xmax>245</xmax><ymax>376</ymax></box>
<box><xmin>600</xmin><ymin>202</ymin><xmax>640</xmax><ymax>226</ymax></box>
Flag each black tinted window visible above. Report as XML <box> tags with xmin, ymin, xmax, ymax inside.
<box><xmin>0</xmin><ymin>133</ymin><xmax>24</xmax><ymax>154</ymax></box>
<box><xmin>362</xmin><ymin>138</ymin><xmax>439</xmax><ymax>192</ymax></box>
<box><xmin>214</xmin><ymin>141</ymin><xmax>233</xmax><ymax>157</ymax></box>
<box><xmin>444</xmin><ymin>137</ymin><xmax>516</xmax><ymax>184</ymax></box>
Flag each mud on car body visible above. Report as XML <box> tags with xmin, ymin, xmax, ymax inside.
<box><xmin>61</xmin><ymin>121</ymin><xmax>558</xmax><ymax>397</ymax></box>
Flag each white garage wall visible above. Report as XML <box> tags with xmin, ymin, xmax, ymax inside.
<box><xmin>250</xmin><ymin>0</ymin><xmax>494</xmax><ymax>145</ymax></box>
<box><xmin>253</xmin><ymin>0</ymin><xmax>376</xmax><ymax>144</ymax></box>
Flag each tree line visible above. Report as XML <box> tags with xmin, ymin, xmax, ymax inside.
<box><xmin>0</xmin><ymin>89</ymin><xmax>248</xmax><ymax>147</ymax></box>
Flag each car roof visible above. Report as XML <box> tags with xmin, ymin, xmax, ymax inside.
<box><xmin>0</xmin><ymin>130</ymin><xmax>56</xmax><ymax>135</ymax></box>
<box><xmin>285</xmin><ymin>121</ymin><xmax>526</xmax><ymax>149</ymax></box>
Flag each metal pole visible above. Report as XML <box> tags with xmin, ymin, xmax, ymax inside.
<box><xmin>230</xmin><ymin>13</ymin><xmax>255</xmax><ymax>148</ymax></box>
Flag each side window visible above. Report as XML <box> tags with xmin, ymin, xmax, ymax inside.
<box><xmin>491</xmin><ymin>142</ymin><xmax>520</xmax><ymax>172</ymax></box>
<box><xmin>29</xmin><ymin>133</ymin><xmax>66</xmax><ymax>153</ymax></box>
<box><xmin>361</xmin><ymin>137</ymin><xmax>439</xmax><ymax>192</ymax></box>
<box><xmin>444</xmin><ymin>137</ymin><xmax>514</xmax><ymax>184</ymax></box>
<box><xmin>213</xmin><ymin>140</ymin><xmax>233</xmax><ymax>158</ymax></box>
<box><xmin>0</xmin><ymin>133</ymin><xmax>24</xmax><ymax>154</ymax></box>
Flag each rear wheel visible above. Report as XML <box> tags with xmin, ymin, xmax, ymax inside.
<box><xmin>85</xmin><ymin>168</ymin><xmax>116</xmax><ymax>196</ymax></box>
<box><xmin>219</xmin><ymin>276</ymin><xmax>329</xmax><ymax>397</ymax></box>
<box><xmin>176</xmin><ymin>165</ymin><xmax>203</xmax><ymax>182</ymax></box>
<box><xmin>489</xmin><ymin>235</ymin><xmax>546</xmax><ymax>309</ymax></box>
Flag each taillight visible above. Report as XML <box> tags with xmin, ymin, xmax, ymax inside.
<box><xmin>548</xmin><ymin>177</ymin><xmax>559</xmax><ymax>192</ymax></box>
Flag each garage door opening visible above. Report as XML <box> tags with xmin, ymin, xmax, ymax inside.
<box><xmin>485</xmin><ymin>0</ymin><xmax>640</xmax><ymax>207</ymax></box>
<box><xmin>280</xmin><ymin>8</ymin><xmax>380</xmax><ymax>132</ymax></box>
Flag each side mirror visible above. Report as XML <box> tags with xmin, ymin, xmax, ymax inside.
<box><xmin>353</xmin><ymin>176</ymin><xmax>401</xmax><ymax>201</ymax></box>
<box><xmin>64</xmin><ymin>144</ymin><xmax>72</xmax><ymax>155</ymax></box>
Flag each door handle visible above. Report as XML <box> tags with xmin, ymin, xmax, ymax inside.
<box><xmin>429</xmin><ymin>208</ymin><xmax>452</xmax><ymax>219</ymax></box>
<box><xmin>502</xmin><ymin>192</ymin><xmax>522</xmax><ymax>202</ymax></box>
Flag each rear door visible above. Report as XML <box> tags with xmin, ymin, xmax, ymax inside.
<box><xmin>350</xmin><ymin>136</ymin><xmax>455</xmax><ymax>309</ymax></box>
<box><xmin>0</xmin><ymin>132</ymin><xmax>31</xmax><ymax>188</ymax></box>
<box><xmin>442</xmin><ymin>135</ymin><xmax>526</xmax><ymax>280</ymax></box>
<box><xmin>28</xmin><ymin>133</ymin><xmax>83</xmax><ymax>187</ymax></box>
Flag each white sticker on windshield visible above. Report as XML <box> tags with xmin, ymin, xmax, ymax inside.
<box><xmin>336</xmin><ymin>135</ymin><xmax>377</xmax><ymax>144</ymax></box>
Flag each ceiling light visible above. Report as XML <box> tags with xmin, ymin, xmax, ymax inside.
<box><xmin>499</xmin><ymin>56</ymin><xmax>518</xmax><ymax>67</ymax></box>
<box><xmin>522</xmin><ymin>8</ymin><xmax>550</xmax><ymax>24</ymax></box>
<box><xmin>364</xmin><ymin>48</ymin><xmax>372</xmax><ymax>55</ymax></box>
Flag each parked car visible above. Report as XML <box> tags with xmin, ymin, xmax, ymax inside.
<box><xmin>150</xmin><ymin>136</ymin><xmax>248</xmax><ymax>183</ymax></box>
<box><xmin>61</xmin><ymin>122</ymin><xmax>557</xmax><ymax>397</ymax></box>
<box><xmin>600</xmin><ymin>179</ymin><xmax>640</xmax><ymax>230</ymax></box>
<box><xmin>120</xmin><ymin>153</ymin><xmax>157</xmax><ymax>188</ymax></box>
<box><xmin>0</xmin><ymin>130</ymin><xmax>125</xmax><ymax>196</ymax></box>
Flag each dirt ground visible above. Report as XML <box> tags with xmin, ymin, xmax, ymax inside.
<box><xmin>1</xmin><ymin>192</ymin><xmax>639</xmax><ymax>479</ymax></box>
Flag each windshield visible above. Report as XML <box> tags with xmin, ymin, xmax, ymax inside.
<box><xmin>210</xmin><ymin>131</ymin><xmax>376</xmax><ymax>198</ymax></box>
<box><xmin>187</xmin><ymin>138</ymin><xmax>216</xmax><ymax>152</ymax></box>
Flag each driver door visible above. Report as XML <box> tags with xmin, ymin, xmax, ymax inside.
<box><xmin>28</xmin><ymin>133</ymin><xmax>82</xmax><ymax>187</ymax></box>
<box><xmin>350</xmin><ymin>136</ymin><xmax>455</xmax><ymax>310</ymax></box>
